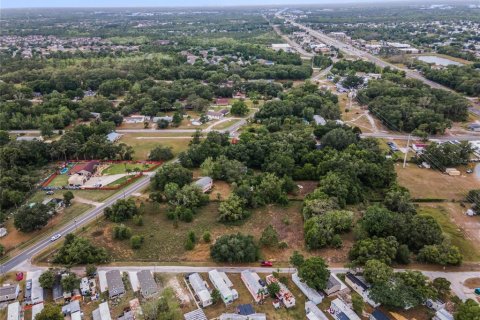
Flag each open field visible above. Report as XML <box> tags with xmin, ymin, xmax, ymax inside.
<box><xmin>119</xmin><ymin>134</ymin><xmax>192</xmax><ymax>160</ymax></box>
<box><xmin>75</xmin><ymin>199</ymin><xmax>353</xmax><ymax>266</ymax></box>
<box><xmin>48</xmin><ymin>174</ymin><xmax>69</xmax><ymax>187</ymax></box>
<box><xmin>395</xmin><ymin>165</ymin><xmax>479</xmax><ymax>200</ymax></box>
<box><xmin>101</xmin><ymin>163</ymin><xmax>155</xmax><ymax>175</ymax></box>
<box><xmin>418</xmin><ymin>204</ymin><xmax>480</xmax><ymax>262</ymax></box>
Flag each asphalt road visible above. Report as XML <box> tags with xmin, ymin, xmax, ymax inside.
<box><xmin>0</xmin><ymin>174</ymin><xmax>153</xmax><ymax>272</ymax></box>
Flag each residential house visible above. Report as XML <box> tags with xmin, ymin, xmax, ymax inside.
<box><xmin>292</xmin><ymin>272</ymin><xmax>324</xmax><ymax>304</ymax></box>
<box><xmin>16</xmin><ymin>136</ymin><xmax>43</xmax><ymax>142</ymax></box>
<box><xmin>305</xmin><ymin>301</ymin><xmax>329</xmax><ymax>320</ymax></box>
<box><xmin>207</xmin><ymin>110</ymin><xmax>224</xmax><ymax>120</ymax></box>
<box><xmin>216</xmin><ymin>98</ymin><xmax>230</xmax><ymax>105</ymax></box>
<box><xmin>7</xmin><ymin>302</ymin><xmax>20</xmax><ymax>320</ymax></box>
<box><xmin>31</xmin><ymin>303</ymin><xmax>44</xmax><ymax>320</ymax></box>
<box><xmin>52</xmin><ymin>274</ymin><xmax>64</xmax><ymax>302</ymax></box>
<box><xmin>188</xmin><ymin>273</ymin><xmax>212</xmax><ymax>307</ymax></box>
<box><xmin>219</xmin><ymin>304</ymin><xmax>266</xmax><ymax>320</ymax></box>
<box><xmin>433</xmin><ymin>308</ymin><xmax>454</xmax><ymax>320</ymax></box>
<box><xmin>194</xmin><ymin>177</ymin><xmax>213</xmax><ymax>193</ymax></box>
<box><xmin>323</xmin><ymin>273</ymin><xmax>348</xmax><ymax>296</ymax></box>
<box><xmin>68</xmin><ymin>160</ymin><xmax>99</xmax><ymax>186</ymax></box>
<box><xmin>123</xmin><ymin>115</ymin><xmax>145</xmax><ymax>124</ymax></box>
<box><xmin>370</xmin><ymin>309</ymin><xmax>391</xmax><ymax>320</ymax></box>
<box><xmin>265</xmin><ymin>274</ymin><xmax>295</xmax><ymax>308</ymax></box>
<box><xmin>0</xmin><ymin>284</ymin><xmax>20</xmax><ymax>303</ymax></box>
<box><xmin>184</xmin><ymin>308</ymin><xmax>208</xmax><ymax>320</ymax></box>
<box><xmin>93</xmin><ymin>302</ymin><xmax>112</xmax><ymax>320</ymax></box>
<box><xmin>241</xmin><ymin>270</ymin><xmax>267</xmax><ymax>303</ymax></box>
<box><xmin>208</xmin><ymin>270</ymin><xmax>238</xmax><ymax>305</ymax></box>
<box><xmin>137</xmin><ymin>270</ymin><xmax>158</xmax><ymax>298</ymax></box>
<box><xmin>106</xmin><ymin>132</ymin><xmax>123</xmax><ymax>143</ymax></box>
<box><xmin>42</xmin><ymin>198</ymin><xmax>64</xmax><ymax>215</ymax></box>
<box><xmin>330</xmin><ymin>298</ymin><xmax>361</xmax><ymax>320</ymax></box>
<box><xmin>152</xmin><ymin>116</ymin><xmax>173</xmax><ymax>123</ymax></box>
<box><xmin>345</xmin><ymin>272</ymin><xmax>379</xmax><ymax>307</ymax></box>
<box><xmin>233</xmin><ymin>92</ymin><xmax>246</xmax><ymax>99</ymax></box>
<box><xmin>411</xmin><ymin>143</ymin><xmax>427</xmax><ymax>153</ymax></box>
<box><xmin>106</xmin><ymin>270</ymin><xmax>125</xmax><ymax>299</ymax></box>
<box><xmin>62</xmin><ymin>300</ymin><xmax>81</xmax><ymax>318</ymax></box>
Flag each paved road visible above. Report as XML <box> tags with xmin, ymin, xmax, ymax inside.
<box><xmin>15</xmin><ymin>262</ymin><xmax>479</xmax><ymax>301</ymax></box>
<box><xmin>0</xmin><ymin>173</ymin><xmax>154</xmax><ymax>273</ymax></box>
<box><xmin>361</xmin><ymin>132</ymin><xmax>480</xmax><ymax>141</ymax></box>
<box><xmin>271</xmin><ymin>23</ymin><xmax>314</xmax><ymax>58</ymax></box>
<box><xmin>277</xmin><ymin>14</ymin><xmax>454</xmax><ymax>92</ymax></box>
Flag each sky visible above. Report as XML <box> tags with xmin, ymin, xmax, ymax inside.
<box><xmin>1</xmin><ymin>0</ymin><xmax>407</xmax><ymax>9</ymax></box>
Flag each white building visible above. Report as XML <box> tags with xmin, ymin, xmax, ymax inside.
<box><xmin>92</xmin><ymin>302</ymin><xmax>112</xmax><ymax>320</ymax></box>
<box><xmin>292</xmin><ymin>273</ymin><xmax>324</xmax><ymax>304</ymax></box>
<box><xmin>208</xmin><ymin>269</ymin><xmax>238</xmax><ymax>305</ymax></box>
<box><xmin>188</xmin><ymin>273</ymin><xmax>212</xmax><ymax>307</ymax></box>
<box><xmin>305</xmin><ymin>301</ymin><xmax>329</xmax><ymax>320</ymax></box>
<box><xmin>27</xmin><ymin>270</ymin><xmax>44</xmax><ymax>305</ymax></box>
<box><xmin>434</xmin><ymin>308</ymin><xmax>454</xmax><ymax>320</ymax></box>
<box><xmin>241</xmin><ymin>270</ymin><xmax>267</xmax><ymax>303</ymax></box>
<box><xmin>7</xmin><ymin>302</ymin><xmax>20</xmax><ymax>320</ymax></box>
<box><xmin>266</xmin><ymin>274</ymin><xmax>295</xmax><ymax>308</ymax></box>
<box><xmin>271</xmin><ymin>43</ymin><xmax>292</xmax><ymax>52</ymax></box>
<box><xmin>330</xmin><ymin>298</ymin><xmax>360</xmax><ymax>320</ymax></box>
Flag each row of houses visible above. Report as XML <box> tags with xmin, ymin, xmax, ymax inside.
<box><xmin>98</xmin><ymin>270</ymin><xmax>159</xmax><ymax>300</ymax></box>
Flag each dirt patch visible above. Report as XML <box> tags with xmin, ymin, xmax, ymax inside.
<box><xmin>464</xmin><ymin>278</ymin><xmax>480</xmax><ymax>289</ymax></box>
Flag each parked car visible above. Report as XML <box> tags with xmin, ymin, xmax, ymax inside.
<box><xmin>466</xmin><ymin>169</ymin><xmax>473</xmax><ymax>174</ymax></box>
<box><xmin>50</xmin><ymin>233</ymin><xmax>62</xmax><ymax>242</ymax></box>
<box><xmin>46</xmin><ymin>191</ymin><xmax>54</xmax><ymax>195</ymax></box>
<box><xmin>260</xmin><ymin>261</ymin><xmax>273</xmax><ymax>267</ymax></box>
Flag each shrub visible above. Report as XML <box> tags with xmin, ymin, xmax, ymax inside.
<box><xmin>130</xmin><ymin>235</ymin><xmax>144</xmax><ymax>249</ymax></box>
<box><xmin>210</xmin><ymin>233</ymin><xmax>259</xmax><ymax>263</ymax></box>
<box><xmin>203</xmin><ymin>231</ymin><xmax>211</xmax><ymax>243</ymax></box>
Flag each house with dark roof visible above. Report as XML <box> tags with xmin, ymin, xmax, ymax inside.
<box><xmin>370</xmin><ymin>309</ymin><xmax>391</xmax><ymax>320</ymax></box>
<box><xmin>0</xmin><ymin>284</ymin><xmax>19</xmax><ymax>302</ymax></box>
<box><xmin>106</xmin><ymin>270</ymin><xmax>125</xmax><ymax>299</ymax></box>
<box><xmin>137</xmin><ymin>270</ymin><xmax>158</xmax><ymax>298</ymax></box>
<box><xmin>345</xmin><ymin>272</ymin><xmax>379</xmax><ymax>307</ymax></box>
<box><xmin>324</xmin><ymin>274</ymin><xmax>343</xmax><ymax>296</ymax></box>
<box><xmin>52</xmin><ymin>274</ymin><xmax>64</xmax><ymax>302</ymax></box>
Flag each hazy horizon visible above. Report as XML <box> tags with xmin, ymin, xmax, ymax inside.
<box><xmin>0</xmin><ymin>0</ymin><xmax>459</xmax><ymax>9</ymax></box>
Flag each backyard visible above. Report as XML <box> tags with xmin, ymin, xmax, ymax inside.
<box><xmin>119</xmin><ymin>133</ymin><xmax>192</xmax><ymax>160</ymax></box>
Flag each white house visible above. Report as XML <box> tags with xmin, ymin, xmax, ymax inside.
<box><xmin>31</xmin><ymin>303</ymin><xmax>44</xmax><ymax>320</ymax></box>
<box><xmin>434</xmin><ymin>308</ymin><xmax>454</xmax><ymax>320</ymax></box>
<box><xmin>194</xmin><ymin>177</ymin><xmax>213</xmax><ymax>193</ymax></box>
<box><xmin>7</xmin><ymin>302</ymin><xmax>20</xmax><ymax>320</ymax></box>
<box><xmin>208</xmin><ymin>270</ymin><xmax>238</xmax><ymax>305</ymax></box>
<box><xmin>330</xmin><ymin>298</ymin><xmax>360</xmax><ymax>320</ymax></box>
<box><xmin>292</xmin><ymin>272</ymin><xmax>324</xmax><ymax>304</ymax></box>
<box><xmin>123</xmin><ymin>115</ymin><xmax>146</xmax><ymax>124</ymax></box>
<box><xmin>344</xmin><ymin>272</ymin><xmax>379</xmax><ymax>307</ymax></box>
<box><xmin>92</xmin><ymin>302</ymin><xmax>112</xmax><ymax>320</ymax></box>
<box><xmin>305</xmin><ymin>301</ymin><xmax>329</xmax><ymax>320</ymax></box>
<box><xmin>26</xmin><ymin>270</ymin><xmax>44</xmax><ymax>305</ymax></box>
<box><xmin>241</xmin><ymin>270</ymin><xmax>267</xmax><ymax>303</ymax></box>
<box><xmin>188</xmin><ymin>273</ymin><xmax>212</xmax><ymax>308</ymax></box>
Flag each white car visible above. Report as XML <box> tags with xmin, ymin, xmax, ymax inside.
<box><xmin>50</xmin><ymin>233</ymin><xmax>62</xmax><ymax>242</ymax></box>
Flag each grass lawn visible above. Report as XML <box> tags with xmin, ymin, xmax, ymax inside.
<box><xmin>70</xmin><ymin>189</ymin><xmax>118</xmax><ymax>202</ymax></box>
<box><xmin>119</xmin><ymin>134</ymin><xmax>192</xmax><ymax>160</ymax></box>
<box><xmin>107</xmin><ymin>175</ymin><xmax>130</xmax><ymax>187</ymax></box>
<box><xmin>102</xmin><ymin>163</ymin><xmax>154</xmax><ymax>175</ymax></box>
<box><xmin>418</xmin><ymin>205</ymin><xmax>480</xmax><ymax>262</ymax></box>
<box><xmin>48</xmin><ymin>174</ymin><xmax>69</xmax><ymax>187</ymax></box>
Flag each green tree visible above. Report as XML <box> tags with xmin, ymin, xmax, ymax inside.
<box><xmin>151</xmin><ymin>163</ymin><xmax>193</xmax><ymax>191</ymax></box>
<box><xmin>230</xmin><ymin>100</ymin><xmax>249</xmax><ymax>116</ymax></box>
<box><xmin>218</xmin><ymin>194</ymin><xmax>250</xmax><ymax>222</ymax></box>
<box><xmin>417</xmin><ymin>241</ymin><xmax>463</xmax><ymax>266</ymax></box>
<box><xmin>148</xmin><ymin>145</ymin><xmax>174</xmax><ymax>161</ymax></box>
<box><xmin>104</xmin><ymin>198</ymin><xmax>138</xmax><ymax>222</ymax></box>
<box><xmin>408</xmin><ymin>215</ymin><xmax>443</xmax><ymax>251</ymax></box>
<box><xmin>298</xmin><ymin>257</ymin><xmax>330</xmax><ymax>291</ymax></box>
<box><xmin>53</xmin><ymin>234</ymin><xmax>109</xmax><ymax>265</ymax></box>
<box><xmin>454</xmin><ymin>299</ymin><xmax>480</xmax><ymax>320</ymax></box>
<box><xmin>14</xmin><ymin>204</ymin><xmax>51</xmax><ymax>232</ymax></box>
<box><xmin>267</xmin><ymin>282</ymin><xmax>281</xmax><ymax>297</ymax></box>
<box><xmin>61</xmin><ymin>273</ymin><xmax>80</xmax><ymax>292</ymax></box>
<box><xmin>210</xmin><ymin>233</ymin><xmax>259</xmax><ymax>263</ymax></box>
<box><xmin>432</xmin><ymin>277</ymin><xmax>451</xmax><ymax>299</ymax></box>
<box><xmin>85</xmin><ymin>264</ymin><xmax>97</xmax><ymax>277</ymax></box>
<box><xmin>203</xmin><ymin>231</ymin><xmax>211</xmax><ymax>243</ymax></box>
<box><xmin>39</xmin><ymin>270</ymin><xmax>55</xmax><ymax>289</ymax></box>
<box><xmin>363</xmin><ymin>259</ymin><xmax>393</xmax><ymax>285</ymax></box>
<box><xmin>40</xmin><ymin>121</ymin><xmax>54</xmax><ymax>138</ymax></box>
<box><xmin>63</xmin><ymin>191</ymin><xmax>74</xmax><ymax>207</ymax></box>
<box><xmin>211</xmin><ymin>289</ymin><xmax>221</xmax><ymax>304</ymax></box>
<box><xmin>320</xmin><ymin>128</ymin><xmax>358</xmax><ymax>151</ymax></box>
<box><xmin>289</xmin><ymin>251</ymin><xmax>305</xmax><ymax>268</ymax></box>
<box><xmin>35</xmin><ymin>304</ymin><xmax>63</xmax><ymax>320</ymax></box>
<box><xmin>351</xmin><ymin>292</ymin><xmax>364</xmax><ymax>315</ymax></box>
<box><xmin>349</xmin><ymin>236</ymin><xmax>399</xmax><ymax>265</ymax></box>
<box><xmin>260</xmin><ymin>225</ymin><xmax>279</xmax><ymax>247</ymax></box>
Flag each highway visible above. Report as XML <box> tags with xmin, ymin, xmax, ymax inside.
<box><xmin>0</xmin><ymin>174</ymin><xmax>153</xmax><ymax>272</ymax></box>
<box><xmin>276</xmin><ymin>13</ymin><xmax>454</xmax><ymax>92</ymax></box>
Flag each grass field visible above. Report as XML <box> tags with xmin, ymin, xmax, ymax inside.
<box><xmin>48</xmin><ymin>174</ymin><xmax>69</xmax><ymax>187</ymax></box>
<box><xmin>418</xmin><ymin>205</ymin><xmax>480</xmax><ymax>262</ymax></box>
<box><xmin>396</xmin><ymin>165</ymin><xmax>479</xmax><ymax>200</ymax></box>
<box><xmin>119</xmin><ymin>134</ymin><xmax>192</xmax><ymax>160</ymax></box>
<box><xmin>81</xmin><ymin>199</ymin><xmax>353</xmax><ymax>266</ymax></box>
<box><xmin>102</xmin><ymin>163</ymin><xmax>155</xmax><ymax>175</ymax></box>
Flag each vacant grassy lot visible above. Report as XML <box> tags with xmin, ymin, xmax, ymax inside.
<box><xmin>119</xmin><ymin>134</ymin><xmax>192</xmax><ymax>160</ymax></box>
<box><xmin>82</xmin><ymin>199</ymin><xmax>353</xmax><ymax>266</ymax></box>
<box><xmin>396</xmin><ymin>165</ymin><xmax>478</xmax><ymax>200</ymax></box>
<box><xmin>102</xmin><ymin>163</ymin><xmax>155</xmax><ymax>175</ymax></box>
<box><xmin>418</xmin><ymin>204</ymin><xmax>480</xmax><ymax>262</ymax></box>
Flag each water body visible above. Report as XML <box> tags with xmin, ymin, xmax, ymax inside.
<box><xmin>417</xmin><ymin>55</ymin><xmax>464</xmax><ymax>66</ymax></box>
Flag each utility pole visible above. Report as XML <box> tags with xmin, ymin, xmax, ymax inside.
<box><xmin>403</xmin><ymin>134</ymin><xmax>411</xmax><ymax>168</ymax></box>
